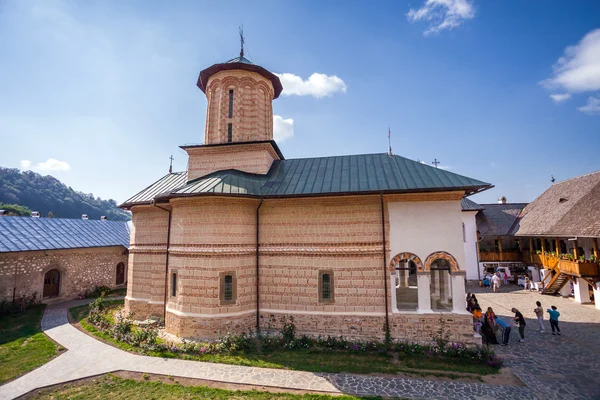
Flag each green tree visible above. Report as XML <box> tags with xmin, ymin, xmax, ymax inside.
<box><xmin>0</xmin><ymin>202</ymin><xmax>32</xmax><ymax>216</ymax></box>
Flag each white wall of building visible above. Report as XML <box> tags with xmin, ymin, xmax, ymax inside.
<box><xmin>461</xmin><ymin>210</ymin><xmax>480</xmax><ymax>281</ymax></box>
<box><xmin>388</xmin><ymin>200</ymin><xmax>466</xmax><ymax>270</ymax></box>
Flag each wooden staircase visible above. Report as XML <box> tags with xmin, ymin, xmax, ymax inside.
<box><xmin>542</xmin><ymin>273</ymin><xmax>570</xmax><ymax>295</ymax></box>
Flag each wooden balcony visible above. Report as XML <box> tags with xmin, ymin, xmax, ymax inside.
<box><xmin>558</xmin><ymin>260</ymin><xmax>600</xmax><ymax>277</ymax></box>
<box><xmin>478</xmin><ymin>251</ymin><xmax>522</xmax><ymax>262</ymax></box>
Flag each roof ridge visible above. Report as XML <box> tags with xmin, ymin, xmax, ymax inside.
<box><xmin>552</xmin><ymin>170</ymin><xmax>600</xmax><ymax>185</ymax></box>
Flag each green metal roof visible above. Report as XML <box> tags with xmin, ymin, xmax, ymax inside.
<box><xmin>141</xmin><ymin>153</ymin><xmax>491</xmax><ymax>204</ymax></box>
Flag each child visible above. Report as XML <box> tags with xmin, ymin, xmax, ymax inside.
<box><xmin>473</xmin><ymin>306</ymin><xmax>483</xmax><ymax>333</ymax></box>
<box><xmin>494</xmin><ymin>316</ymin><xmax>511</xmax><ymax>345</ymax></box>
<box><xmin>534</xmin><ymin>301</ymin><xmax>545</xmax><ymax>332</ymax></box>
<box><xmin>547</xmin><ymin>305</ymin><xmax>561</xmax><ymax>335</ymax></box>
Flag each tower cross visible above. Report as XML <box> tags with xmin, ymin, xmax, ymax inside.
<box><xmin>239</xmin><ymin>25</ymin><xmax>245</xmax><ymax>57</ymax></box>
<box><xmin>387</xmin><ymin>127</ymin><xmax>392</xmax><ymax>156</ymax></box>
<box><xmin>169</xmin><ymin>155</ymin><xmax>174</xmax><ymax>174</ymax></box>
<box><xmin>432</xmin><ymin>158</ymin><xmax>440</xmax><ymax>168</ymax></box>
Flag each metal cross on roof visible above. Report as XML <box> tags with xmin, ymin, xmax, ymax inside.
<box><xmin>169</xmin><ymin>155</ymin><xmax>174</xmax><ymax>174</ymax></box>
<box><xmin>239</xmin><ymin>25</ymin><xmax>245</xmax><ymax>57</ymax></box>
<box><xmin>432</xmin><ymin>159</ymin><xmax>440</xmax><ymax>168</ymax></box>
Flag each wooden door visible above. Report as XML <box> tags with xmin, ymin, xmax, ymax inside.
<box><xmin>116</xmin><ymin>263</ymin><xmax>125</xmax><ymax>285</ymax></box>
<box><xmin>43</xmin><ymin>269</ymin><xmax>60</xmax><ymax>298</ymax></box>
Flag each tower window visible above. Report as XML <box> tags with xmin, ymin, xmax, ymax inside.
<box><xmin>318</xmin><ymin>270</ymin><xmax>335</xmax><ymax>303</ymax></box>
<box><xmin>227</xmin><ymin>123</ymin><xmax>232</xmax><ymax>143</ymax></box>
<box><xmin>171</xmin><ymin>273</ymin><xmax>177</xmax><ymax>297</ymax></box>
<box><xmin>220</xmin><ymin>271</ymin><xmax>237</xmax><ymax>305</ymax></box>
<box><xmin>228</xmin><ymin>89</ymin><xmax>234</xmax><ymax>118</ymax></box>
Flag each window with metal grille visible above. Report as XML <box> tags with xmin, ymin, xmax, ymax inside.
<box><xmin>224</xmin><ymin>275</ymin><xmax>233</xmax><ymax>301</ymax></box>
<box><xmin>322</xmin><ymin>274</ymin><xmax>331</xmax><ymax>300</ymax></box>
<box><xmin>227</xmin><ymin>123</ymin><xmax>232</xmax><ymax>143</ymax></box>
<box><xmin>228</xmin><ymin>89</ymin><xmax>234</xmax><ymax>118</ymax></box>
<box><xmin>171</xmin><ymin>273</ymin><xmax>177</xmax><ymax>297</ymax></box>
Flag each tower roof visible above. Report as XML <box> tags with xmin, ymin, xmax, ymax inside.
<box><xmin>197</xmin><ymin>56</ymin><xmax>283</xmax><ymax>99</ymax></box>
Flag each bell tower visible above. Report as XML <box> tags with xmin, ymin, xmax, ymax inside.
<box><xmin>183</xmin><ymin>39</ymin><xmax>284</xmax><ymax>182</ymax></box>
<box><xmin>196</xmin><ymin>40</ymin><xmax>282</xmax><ymax>145</ymax></box>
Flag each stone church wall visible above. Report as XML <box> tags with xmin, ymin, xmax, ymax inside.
<box><xmin>0</xmin><ymin>246</ymin><xmax>128</xmax><ymax>302</ymax></box>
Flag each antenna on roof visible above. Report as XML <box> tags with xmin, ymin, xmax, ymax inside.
<box><xmin>432</xmin><ymin>159</ymin><xmax>440</xmax><ymax>168</ymax></box>
<box><xmin>387</xmin><ymin>127</ymin><xmax>392</xmax><ymax>156</ymax></box>
<box><xmin>551</xmin><ymin>175</ymin><xmax>555</xmax><ymax>184</ymax></box>
<box><xmin>169</xmin><ymin>155</ymin><xmax>174</xmax><ymax>174</ymax></box>
<box><xmin>239</xmin><ymin>25</ymin><xmax>245</xmax><ymax>58</ymax></box>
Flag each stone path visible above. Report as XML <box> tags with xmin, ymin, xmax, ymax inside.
<box><xmin>0</xmin><ymin>296</ymin><xmax>578</xmax><ymax>400</ymax></box>
<box><xmin>471</xmin><ymin>285</ymin><xmax>600</xmax><ymax>400</ymax></box>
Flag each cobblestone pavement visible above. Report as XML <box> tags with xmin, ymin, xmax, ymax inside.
<box><xmin>0</xmin><ymin>299</ymin><xmax>534</xmax><ymax>400</ymax></box>
<box><xmin>470</xmin><ymin>284</ymin><xmax>600</xmax><ymax>400</ymax></box>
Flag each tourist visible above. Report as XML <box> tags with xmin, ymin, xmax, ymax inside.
<box><xmin>503</xmin><ymin>271</ymin><xmax>508</xmax><ymax>285</ymax></box>
<box><xmin>494</xmin><ymin>316</ymin><xmax>511</xmax><ymax>345</ymax></box>
<box><xmin>483</xmin><ymin>276</ymin><xmax>490</xmax><ymax>289</ymax></box>
<box><xmin>547</xmin><ymin>305</ymin><xmax>561</xmax><ymax>336</ymax></box>
<box><xmin>466</xmin><ymin>293</ymin><xmax>473</xmax><ymax>312</ymax></box>
<box><xmin>512</xmin><ymin>307</ymin><xmax>526</xmax><ymax>342</ymax></box>
<box><xmin>473</xmin><ymin>305</ymin><xmax>483</xmax><ymax>333</ymax></box>
<box><xmin>524</xmin><ymin>276</ymin><xmax>531</xmax><ymax>291</ymax></box>
<box><xmin>534</xmin><ymin>301</ymin><xmax>545</xmax><ymax>333</ymax></box>
<box><xmin>481</xmin><ymin>314</ymin><xmax>499</xmax><ymax>345</ymax></box>
<box><xmin>491</xmin><ymin>273</ymin><xmax>500</xmax><ymax>292</ymax></box>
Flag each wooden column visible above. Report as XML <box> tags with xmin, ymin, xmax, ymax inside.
<box><xmin>541</xmin><ymin>238</ymin><xmax>546</xmax><ymax>255</ymax></box>
<box><xmin>497</xmin><ymin>236</ymin><xmax>503</xmax><ymax>261</ymax></box>
<box><xmin>593</xmin><ymin>238</ymin><xmax>599</xmax><ymax>259</ymax></box>
<box><xmin>529</xmin><ymin>237</ymin><xmax>534</xmax><ymax>263</ymax></box>
<box><xmin>555</xmin><ymin>238</ymin><xmax>560</xmax><ymax>255</ymax></box>
<box><xmin>573</xmin><ymin>240</ymin><xmax>578</xmax><ymax>259</ymax></box>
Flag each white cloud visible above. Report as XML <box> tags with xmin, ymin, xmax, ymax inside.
<box><xmin>273</xmin><ymin>115</ymin><xmax>294</xmax><ymax>142</ymax></box>
<box><xmin>541</xmin><ymin>29</ymin><xmax>600</xmax><ymax>93</ymax></box>
<box><xmin>407</xmin><ymin>0</ymin><xmax>475</xmax><ymax>36</ymax></box>
<box><xmin>276</xmin><ymin>73</ymin><xmax>347</xmax><ymax>98</ymax></box>
<box><xmin>549</xmin><ymin>93</ymin><xmax>572</xmax><ymax>103</ymax></box>
<box><xmin>578</xmin><ymin>96</ymin><xmax>600</xmax><ymax>115</ymax></box>
<box><xmin>20</xmin><ymin>158</ymin><xmax>71</xmax><ymax>172</ymax></box>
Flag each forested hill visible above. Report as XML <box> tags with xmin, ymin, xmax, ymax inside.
<box><xmin>0</xmin><ymin>167</ymin><xmax>130</xmax><ymax>221</ymax></box>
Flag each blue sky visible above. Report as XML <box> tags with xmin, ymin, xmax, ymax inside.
<box><xmin>1</xmin><ymin>0</ymin><xmax>599</xmax><ymax>205</ymax></box>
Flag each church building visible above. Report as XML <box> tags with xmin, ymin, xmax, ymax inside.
<box><xmin>120</xmin><ymin>48</ymin><xmax>492</xmax><ymax>345</ymax></box>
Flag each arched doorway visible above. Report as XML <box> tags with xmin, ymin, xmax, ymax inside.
<box><xmin>43</xmin><ymin>269</ymin><xmax>60</xmax><ymax>298</ymax></box>
<box><xmin>116</xmin><ymin>263</ymin><xmax>125</xmax><ymax>285</ymax></box>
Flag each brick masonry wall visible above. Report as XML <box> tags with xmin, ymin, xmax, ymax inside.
<box><xmin>125</xmin><ymin>205</ymin><xmax>170</xmax><ymax>316</ymax></box>
<box><xmin>0</xmin><ymin>246</ymin><xmax>128</xmax><ymax>302</ymax></box>
<box><xmin>185</xmin><ymin>143</ymin><xmax>279</xmax><ymax>181</ymax></box>
<box><xmin>128</xmin><ymin>193</ymin><xmax>477</xmax><ymax>345</ymax></box>
<box><xmin>204</xmin><ymin>70</ymin><xmax>274</xmax><ymax>145</ymax></box>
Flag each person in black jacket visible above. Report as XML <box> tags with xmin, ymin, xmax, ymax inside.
<box><xmin>512</xmin><ymin>307</ymin><xmax>526</xmax><ymax>342</ymax></box>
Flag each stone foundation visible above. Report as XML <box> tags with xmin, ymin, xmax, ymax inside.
<box><xmin>165</xmin><ymin>310</ymin><xmax>256</xmax><ymax>340</ymax></box>
<box><xmin>124</xmin><ymin>298</ymin><xmax>165</xmax><ymax>319</ymax></box>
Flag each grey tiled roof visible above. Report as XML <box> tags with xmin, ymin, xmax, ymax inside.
<box><xmin>476</xmin><ymin>203</ymin><xmax>528</xmax><ymax>237</ymax></box>
<box><xmin>0</xmin><ymin>217</ymin><xmax>130</xmax><ymax>253</ymax></box>
<box><xmin>461</xmin><ymin>198</ymin><xmax>484</xmax><ymax>211</ymax></box>
<box><xmin>512</xmin><ymin>171</ymin><xmax>600</xmax><ymax>237</ymax></box>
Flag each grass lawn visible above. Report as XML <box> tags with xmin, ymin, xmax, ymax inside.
<box><xmin>69</xmin><ymin>301</ymin><xmax>498</xmax><ymax>378</ymax></box>
<box><xmin>0</xmin><ymin>305</ymin><xmax>59</xmax><ymax>384</ymax></box>
<box><xmin>33</xmin><ymin>374</ymin><xmax>378</xmax><ymax>400</ymax></box>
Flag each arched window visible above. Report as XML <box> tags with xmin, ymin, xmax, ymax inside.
<box><xmin>394</xmin><ymin>258</ymin><xmax>418</xmax><ymax>311</ymax></box>
<box><xmin>318</xmin><ymin>270</ymin><xmax>335</xmax><ymax>303</ymax></box>
<box><xmin>462</xmin><ymin>222</ymin><xmax>466</xmax><ymax>243</ymax></box>
<box><xmin>430</xmin><ymin>259</ymin><xmax>453</xmax><ymax>312</ymax></box>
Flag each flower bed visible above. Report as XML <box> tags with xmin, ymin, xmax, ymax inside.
<box><xmin>77</xmin><ymin>296</ymin><xmax>503</xmax><ymax>375</ymax></box>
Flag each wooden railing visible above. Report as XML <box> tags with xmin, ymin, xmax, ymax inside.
<box><xmin>558</xmin><ymin>260</ymin><xmax>600</xmax><ymax>277</ymax></box>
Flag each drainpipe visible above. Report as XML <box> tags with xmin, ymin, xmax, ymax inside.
<box><xmin>380</xmin><ymin>194</ymin><xmax>390</xmax><ymax>337</ymax></box>
<box><xmin>256</xmin><ymin>198</ymin><xmax>264</xmax><ymax>333</ymax></box>
<box><xmin>153</xmin><ymin>202</ymin><xmax>172</xmax><ymax>322</ymax></box>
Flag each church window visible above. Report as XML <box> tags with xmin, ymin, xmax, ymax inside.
<box><xmin>227</xmin><ymin>123</ymin><xmax>233</xmax><ymax>143</ymax></box>
<box><xmin>171</xmin><ymin>273</ymin><xmax>177</xmax><ymax>297</ymax></box>
<box><xmin>394</xmin><ymin>257</ymin><xmax>418</xmax><ymax>311</ymax></box>
<box><xmin>228</xmin><ymin>89</ymin><xmax>234</xmax><ymax>118</ymax></box>
<box><xmin>430</xmin><ymin>259</ymin><xmax>453</xmax><ymax>312</ymax></box>
<box><xmin>462</xmin><ymin>222</ymin><xmax>466</xmax><ymax>243</ymax></box>
<box><xmin>220</xmin><ymin>271</ymin><xmax>237</xmax><ymax>305</ymax></box>
<box><xmin>318</xmin><ymin>270</ymin><xmax>334</xmax><ymax>303</ymax></box>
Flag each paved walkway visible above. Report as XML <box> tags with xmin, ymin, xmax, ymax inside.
<box><xmin>471</xmin><ymin>285</ymin><xmax>600</xmax><ymax>400</ymax></box>
<box><xmin>0</xmin><ymin>299</ymin><xmax>533</xmax><ymax>400</ymax></box>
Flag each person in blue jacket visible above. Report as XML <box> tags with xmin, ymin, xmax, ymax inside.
<box><xmin>494</xmin><ymin>315</ymin><xmax>511</xmax><ymax>345</ymax></box>
<box><xmin>547</xmin><ymin>305</ymin><xmax>561</xmax><ymax>335</ymax></box>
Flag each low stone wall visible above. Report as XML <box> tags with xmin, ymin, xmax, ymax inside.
<box><xmin>0</xmin><ymin>246</ymin><xmax>128</xmax><ymax>302</ymax></box>
<box><xmin>165</xmin><ymin>310</ymin><xmax>256</xmax><ymax>340</ymax></box>
<box><xmin>124</xmin><ymin>298</ymin><xmax>165</xmax><ymax>319</ymax></box>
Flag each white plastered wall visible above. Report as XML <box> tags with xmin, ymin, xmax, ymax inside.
<box><xmin>461</xmin><ymin>210</ymin><xmax>480</xmax><ymax>281</ymax></box>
